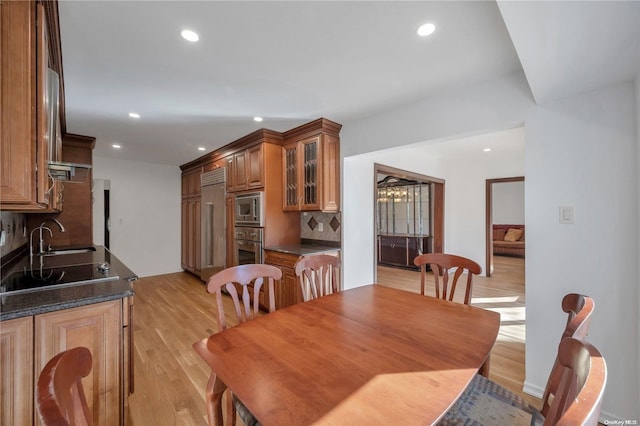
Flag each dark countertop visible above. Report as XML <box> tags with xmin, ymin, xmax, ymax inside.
<box><xmin>1</xmin><ymin>246</ymin><xmax>136</xmax><ymax>321</ymax></box>
<box><xmin>264</xmin><ymin>242</ymin><xmax>341</xmax><ymax>256</ymax></box>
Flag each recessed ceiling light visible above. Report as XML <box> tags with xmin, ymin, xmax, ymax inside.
<box><xmin>181</xmin><ymin>29</ymin><xmax>199</xmax><ymax>42</ymax></box>
<box><xmin>417</xmin><ymin>23</ymin><xmax>436</xmax><ymax>37</ymax></box>
<box><xmin>483</xmin><ymin>148</ymin><xmax>491</xmax><ymax>152</ymax></box>
<box><xmin>198</xmin><ymin>147</ymin><xmax>206</xmax><ymax>151</ymax></box>
<box><xmin>253</xmin><ymin>117</ymin><xmax>263</xmax><ymax>122</ymax></box>
<box><xmin>128</xmin><ymin>112</ymin><xmax>140</xmax><ymax>119</ymax></box>
<box><xmin>112</xmin><ymin>144</ymin><xmax>121</xmax><ymax>149</ymax></box>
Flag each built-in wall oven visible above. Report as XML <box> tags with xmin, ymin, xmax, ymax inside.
<box><xmin>234</xmin><ymin>226</ymin><xmax>263</xmax><ymax>265</ymax></box>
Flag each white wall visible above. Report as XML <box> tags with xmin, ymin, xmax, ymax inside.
<box><xmin>524</xmin><ymin>82</ymin><xmax>639</xmax><ymax>421</ymax></box>
<box><xmin>93</xmin><ymin>156</ymin><xmax>182</xmax><ymax>277</ymax></box>
<box><xmin>636</xmin><ymin>71</ymin><xmax>640</xmax><ymax>412</ymax></box>
<box><xmin>493</xmin><ymin>181</ymin><xmax>525</xmax><ymax>224</ymax></box>
<box><xmin>343</xmin><ymin>127</ymin><xmax>524</xmax><ymax>288</ymax></box>
<box><xmin>342</xmin><ymin>74</ymin><xmax>639</xmax><ymax>420</ymax></box>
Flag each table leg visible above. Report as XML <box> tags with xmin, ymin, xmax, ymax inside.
<box><xmin>479</xmin><ymin>354</ymin><xmax>491</xmax><ymax>378</ymax></box>
<box><xmin>206</xmin><ymin>371</ymin><xmax>227</xmax><ymax>426</ymax></box>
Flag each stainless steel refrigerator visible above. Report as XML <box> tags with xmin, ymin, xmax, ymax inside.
<box><xmin>200</xmin><ymin>168</ymin><xmax>226</xmax><ymax>281</ymax></box>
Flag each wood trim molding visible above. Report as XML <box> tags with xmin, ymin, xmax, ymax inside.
<box><xmin>485</xmin><ymin>176</ymin><xmax>524</xmax><ymax>277</ymax></box>
<box><xmin>179</xmin><ymin>118</ymin><xmax>342</xmax><ymax>171</ymax></box>
<box><xmin>62</xmin><ymin>133</ymin><xmax>96</xmax><ymax>150</ymax></box>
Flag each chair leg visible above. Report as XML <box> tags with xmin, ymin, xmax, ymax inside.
<box><xmin>206</xmin><ymin>371</ymin><xmax>227</xmax><ymax>426</ymax></box>
<box><xmin>225</xmin><ymin>390</ymin><xmax>236</xmax><ymax>426</ymax></box>
<box><xmin>479</xmin><ymin>354</ymin><xmax>491</xmax><ymax>378</ymax></box>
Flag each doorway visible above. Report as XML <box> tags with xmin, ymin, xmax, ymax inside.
<box><xmin>373</xmin><ymin>163</ymin><xmax>444</xmax><ymax>283</ymax></box>
<box><xmin>485</xmin><ymin>176</ymin><xmax>524</xmax><ymax>277</ymax></box>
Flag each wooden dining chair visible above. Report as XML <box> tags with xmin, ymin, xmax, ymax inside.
<box><xmin>439</xmin><ymin>293</ymin><xmax>599</xmax><ymax>425</ymax></box>
<box><xmin>439</xmin><ymin>336</ymin><xmax>606</xmax><ymax>425</ymax></box>
<box><xmin>203</xmin><ymin>264</ymin><xmax>282</xmax><ymax>426</ymax></box>
<box><xmin>294</xmin><ymin>254</ymin><xmax>341</xmax><ymax>301</ymax></box>
<box><xmin>413</xmin><ymin>253</ymin><xmax>482</xmax><ymax>305</ymax></box>
<box><xmin>540</xmin><ymin>293</ymin><xmax>594</xmax><ymax>415</ymax></box>
<box><xmin>36</xmin><ymin>346</ymin><xmax>94</xmax><ymax>426</ymax></box>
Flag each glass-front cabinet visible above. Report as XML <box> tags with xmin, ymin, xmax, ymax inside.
<box><xmin>377</xmin><ymin>179</ymin><xmax>433</xmax><ymax>269</ymax></box>
<box><xmin>283</xmin><ymin>131</ymin><xmax>340</xmax><ymax>212</ymax></box>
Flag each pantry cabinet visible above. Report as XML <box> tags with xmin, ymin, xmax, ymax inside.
<box><xmin>181</xmin><ymin>167</ymin><xmax>202</xmax><ymax>274</ymax></box>
<box><xmin>283</xmin><ymin>119</ymin><xmax>341</xmax><ymax>212</ymax></box>
<box><xmin>0</xmin><ymin>1</ymin><xmax>63</xmax><ymax>211</ymax></box>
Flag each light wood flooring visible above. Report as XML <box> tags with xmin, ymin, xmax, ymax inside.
<box><xmin>128</xmin><ymin>255</ymin><xmax>536</xmax><ymax>425</ymax></box>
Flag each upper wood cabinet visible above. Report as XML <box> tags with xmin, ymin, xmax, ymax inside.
<box><xmin>1</xmin><ymin>2</ymin><xmax>63</xmax><ymax>211</ymax></box>
<box><xmin>283</xmin><ymin>119</ymin><xmax>341</xmax><ymax>212</ymax></box>
<box><xmin>226</xmin><ymin>143</ymin><xmax>264</xmax><ymax>193</ymax></box>
<box><xmin>181</xmin><ymin>167</ymin><xmax>201</xmax><ymax>199</ymax></box>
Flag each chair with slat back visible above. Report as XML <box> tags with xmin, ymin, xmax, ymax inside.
<box><xmin>36</xmin><ymin>346</ymin><xmax>94</xmax><ymax>426</ymax></box>
<box><xmin>439</xmin><ymin>293</ymin><xmax>603</xmax><ymax>426</ymax></box>
<box><xmin>203</xmin><ymin>264</ymin><xmax>282</xmax><ymax>426</ymax></box>
<box><xmin>541</xmin><ymin>293</ymin><xmax>594</xmax><ymax>416</ymax></box>
<box><xmin>294</xmin><ymin>254</ymin><xmax>341</xmax><ymax>301</ymax></box>
<box><xmin>413</xmin><ymin>253</ymin><xmax>482</xmax><ymax>305</ymax></box>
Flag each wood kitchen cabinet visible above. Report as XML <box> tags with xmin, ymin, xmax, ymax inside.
<box><xmin>1</xmin><ymin>297</ymin><xmax>133</xmax><ymax>426</ymax></box>
<box><xmin>226</xmin><ymin>143</ymin><xmax>264</xmax><ymax>192</ymax></box>
<box><xmin>0</xmin><ymin>1</ymin><xmax>61</xmax><ymax>211</ymax></box>
<box><xmin>283</xmin><ymin>119</ymin><xmax>341</xmax><ymax>212</ymax></box>
<box><xmin>0</xmin><ymin>316</ymin><xmax>33</xmax><ymax>426</ymax></box>
<box><xmin>264</xmin><ymin>250</ymin><xmax>301</xmax><ymax>309</ymax></box>
<box><xmin>181</xmin><ymin>167</ymin><xmax>202</xmax><ymax>275</ymax></box>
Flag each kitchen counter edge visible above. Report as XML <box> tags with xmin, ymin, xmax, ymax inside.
<box><xmin>1</xmin><ymin>246</ymin><xmax>137</xmax><ymax>321</ymax></box>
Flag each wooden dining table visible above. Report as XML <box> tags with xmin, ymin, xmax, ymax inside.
<box><xmin>193</xmin><ymin>284</ymin><xmax>500</xmax><ymax>426</ymax></box>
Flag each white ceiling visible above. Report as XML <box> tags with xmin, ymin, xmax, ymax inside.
<box><xmin>58</xmin><ymin>1</ymin><xmax>640</xmax><ymax>166</ymax></box>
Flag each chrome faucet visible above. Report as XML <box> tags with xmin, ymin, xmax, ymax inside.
<box><xmin>29</xmin><ymin>219</ymin><xmax>65</xmax><ymax>260</ymax></box>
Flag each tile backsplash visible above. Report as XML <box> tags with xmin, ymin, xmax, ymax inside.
<box><xmin>300</xmin><ymin>212</ymin><xmax>341</xmax><ymax>243</ymax></box>
<box><xmin>0</xmin><ymin>212</ymin><xmax>28</xmax><ymax>257</ymax></box>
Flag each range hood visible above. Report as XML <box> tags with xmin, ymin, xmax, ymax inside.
<box><xmin>48</xmin><ymin>161</ymin><xmax>92</xmax><ymax>183</ymax></box>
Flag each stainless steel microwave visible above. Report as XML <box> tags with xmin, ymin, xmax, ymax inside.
<box><xmin>235</xmin><ymin>192</ymin><xmax>264</xmax><ymax>226</ymax></box>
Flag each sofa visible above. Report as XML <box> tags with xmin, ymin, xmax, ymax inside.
<box><xmin>493</xmin><ymin>224</ymin><xmax>525</xmax><ymax>257</ymax></box>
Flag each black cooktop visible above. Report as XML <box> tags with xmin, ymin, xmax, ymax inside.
<box><xmin>1</xmin><ymin>263</ymin><xmax>120</xmax><ymax>295</ymax></box>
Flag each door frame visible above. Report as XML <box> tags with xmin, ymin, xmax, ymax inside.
<box><xmin>485</xmin><ymin>176</ymin><xmax>524</xmax><ymax>277</ymax></box>
<box><xmin>373</xmin><ymin>163</ymin><xmax>445</xmax><ymax>280</ymax></box>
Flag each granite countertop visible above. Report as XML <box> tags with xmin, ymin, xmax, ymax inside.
<box><xmin>264</xmin><ymin>241</ymin><xmax>341</xmax><ymax>256</ymax></box>
<box><xmin>0</xmin><ymin>246</ymin><xmax>136</xmax><ymax>321</ymax></box>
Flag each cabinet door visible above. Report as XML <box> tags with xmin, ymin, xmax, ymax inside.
<box><xmin>35</xmin><ymin>300</ymin><xmax>122</xmax><ymax>426</ymax></box>
<box><xmin>320</xmin><ymin>134</ymin><xmax>340</xmax><ymax>212</ymax></box>
<box><xmin>378</xmin><ymin>236</ymin><xmax>408</xmax><ymax>267</ymax></box>
<box><xmin>181</xmin><ymin>200</ymin><xmax>189</xmax><ymax>269</ymax></box>
<box><xmin>300</xmin><ymin>136</ymin><xmax>321</xmax><ymax>210</ymax></box>
<box><xmin>283</xmin><ymin>143</ymin><xmax>299</xmax><ymax>211</ymax></box>
<box><xmin>246</xmin><ymin>144</ymin><xmax>264</xmax><ymax>190</ymax></box>
<box><xmin>232</xmin><ymin>150</ymin><xmax>248</xmax><ymax>192</ymax></box>
<box><xmin>0</xmin><ymin>316</ymin><xmax>33</xmax><ymax>426</ymax></box>
<box><xmin>225</xmin><ymin>194</ymin><xmax>235</xmax><ymax>268</ymax></box>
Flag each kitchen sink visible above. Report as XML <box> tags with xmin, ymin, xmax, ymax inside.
<box><xmin>40</xmin><ymin>246</ymin><xmax>96</xmax><ymax>256</ymax></box>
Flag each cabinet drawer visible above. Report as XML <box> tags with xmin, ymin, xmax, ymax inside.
<box><xmin>264</xmin><ymin>250</ymin><xmax>300</xmax><ymax>268</ymax></box>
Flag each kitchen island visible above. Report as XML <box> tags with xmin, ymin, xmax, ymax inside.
<box><xmin>264</xmin><ymin>240</ymin><xmax>340</xmax><ymax>309</ymax></box>
<box><xmin>0</xmin><ymin>245</ymin><xmax>135</xmax><ymax>425</ymax></box>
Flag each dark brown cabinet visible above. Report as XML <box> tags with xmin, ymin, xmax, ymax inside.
<box><xmin>378</xmin><ymin>236</ymin><xmax>432</xmax><ymax>270</ymax></box>
<box><xmin>264</xmin><ymin>250</ymin><xmax>302</xmax><ymax>309</ymax></box>
<box><xmin>226</xmin><ymin>144</ymin><xmax>264</xmax><ymax>193</ymax></box>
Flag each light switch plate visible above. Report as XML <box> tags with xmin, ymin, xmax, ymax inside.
<box><xmin>559</xmin><ymin>206</ymin><xmax>574</xmax><ymax>224</ymax></box>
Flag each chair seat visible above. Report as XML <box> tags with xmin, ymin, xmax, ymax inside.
<box><xmin>233</xmin><ymin>394</ymin><xmax>261</xmax><ymax>426</ymax></box>
<box><xmin>438</xmin><ymin>374</ymin><xmax>544</xmax><ymax>426</ymax></box>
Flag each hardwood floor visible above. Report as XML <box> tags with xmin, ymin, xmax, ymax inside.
<box><xmin>377</xmin><ymin>255</ymin><xmax>539</xmax><ymax>407</ymax></box>
<box><xmin>128</xmin><ymin>255</ymin><xmax>537</xmax><ymax>425</ymax></box>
